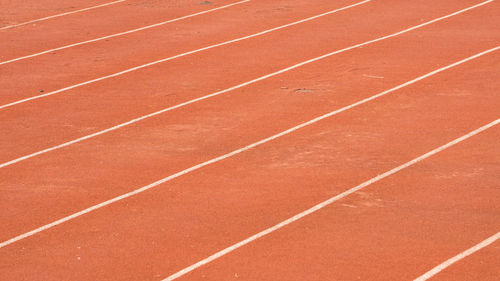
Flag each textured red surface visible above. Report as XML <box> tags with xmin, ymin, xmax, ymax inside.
<box><xmin>1</xmin><ymin>0</ymin><xmax>499</xmax><ymax>280</ymax></box>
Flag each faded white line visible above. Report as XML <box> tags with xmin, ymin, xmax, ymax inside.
<box><xmin>161</xmin><ymin>119</ymin><xmax>500</xmax><ymax>281</ymax></box>
<box><xmin>0</xmin><ymin>0</ymin><xmax>126</xmax><ymax>30</ymax></box>
<box><xmin>0</xmin><ymin>0</ymin><xmax>371</xmax><ymax>108</ymax></box>
<box><xmin>0</xmin><ymin>5</ymin><xmax>496</xmax><ymax>169</ymax></box>
<box><xmin>363</xmin><ymin>74</ymin><xmax>384</xmax><ymax>79</ymax></box>
<box><xmin>0</xmin><ymin>0</ymin><xmax>250</xmax><ymax>65</ymax></box>
<box><xmin>0</xmin><ymin>45</ymin><xmax>497</xmax><ymax>249</ymax></box>
<box><xmin>414</xmin><ymin>232</ymin><xmax>500</xmax><ymax>281</ymax></box>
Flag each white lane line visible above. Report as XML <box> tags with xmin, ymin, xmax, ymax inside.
<box><xmin>0</xmin><ymin>0</ymin><xmax>371</xmax><ymax>107</ymax></box>
<box><xmin>0</xmin><ymin>45</ymin><xmax>497</xmax><ymax>249</ymax></box>
<box><xmin>1</xmin><ymin>0</ymin><xmax>492</xmax><ymax>111</ymax></box>
<box><xmin>0</xmin><ymin>0</ymin><xmax>126</xmax><ymax>31</ymax></box>
<box><xmin>161</xmin><ymin>119</ymin><xmax>500</xmax><ymax>281</ymax></box>
<box><xmin>0</xmin><ymin>4</ymin><xmax>496</xmax><ymax>170</ymax></box>
<box><xmin>0</xmin><ymin>0</ymin><xmax>250</xmax><ymax>65</ymax></box>
<box><xmin>414</xmin><ymin>232</ymin><xmax>500</xmax><ymax>281</ymax></box>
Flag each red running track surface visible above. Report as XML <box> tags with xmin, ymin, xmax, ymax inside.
<box><xmin>0</xmin><ymin>0</ymin><xmax>499</xmax><ymax>280</ymax></box>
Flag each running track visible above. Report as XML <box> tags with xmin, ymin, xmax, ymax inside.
<box><xmin>1</xmin><ymin>0</ymin><xmax>499</xmax><ymax>280</ymax></box>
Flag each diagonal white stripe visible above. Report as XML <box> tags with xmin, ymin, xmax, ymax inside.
<box><xmin>0</xmin><ymin>0</ymin><xmax>251</xmax><ymax>65</ymax></box>
<box><xmin>0</xmin><ymin>0</ymin><xmax>127</xmax><ymax>31</ymax></box>
<box><xmin>414</xmin><ymin>232</ymin><xmax>500</xmax><ymax>281</ymax></box>
<box><xmin>0</xmin><ymin>0</ymin><xmax>370</xmax><ymax>107</ymax></box>
<box><xmin>161</xmin><ymin>119</ymin><xmax>500</xmax><ymax>281</ymax></box>
<box><xmin>0</xmin><ymin>4</ymin><xmax>495</xmax><ymax>170</ymax></box>
<box><xmin>0</xmin><ymin>45</ymin><xmax>497</xmax><ymax>249</ymax></box>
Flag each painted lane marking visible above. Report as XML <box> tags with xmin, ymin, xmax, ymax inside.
<box><xmin>0</xmin><ymin>0</ymin><xmax>250</xmax><ymax>65</ymax></box>
<box><xmin>162</xmin><ymin>120</ymin><xmax>500</xmax><ymax>281</ymax></box>
<box><xmin>0</xmin><ymin>0</ymin><xmax>371</xmax><ymax>107</ymax></box>
<box><xmin>414</xmin><ymin>232</ymin><xmax>500</xmax><ymax>281</ymax></box>
<box><xmin>0</xmin><ymin>0</ymin><xmax>127</xmax><ymax>30</ymax></box>
<box><xmin>0</xmin><ymin>3</ymin><xmax>496</xmax><ymax>169</ymax></box>
<box><xmin>0</xmin><ymin>45</ymin><xmax>497</xmax><ymax>249</ymax></box>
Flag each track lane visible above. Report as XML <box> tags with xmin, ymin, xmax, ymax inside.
<box><xmin>1</xmin><ymin>22</ymin><xmax>499</xmax><ymax>281</ymax></box>
<box><xmin>0</xmin><ymin>0</ymin><xmax>249</xmax><ymax>60</ymax></box>
<box><xmin>1</xmin><ymin>2</ymin><xmax>498</xmax><ymax>241</ymax></box>
<box><xmin>1</xmin><ymin>0</ymin><xmax>495</xmax><ymax>164</ymax></box>
<box><xmin>178</xmin><ymin>123</ymin><xmax>500</xmax><ymax>281</ymax></box>
<box><xmin>0</xmin><ymin>0</ymin><xmax>125</xmax><ymax>28</ymax></box>
<box><xmin>0</xmin><ymin>0</ymin><xmax>369</xmax><ymax>108</ymax></box>
<box><xmin>0</xmin><ymin>0</ymin><xmax>127</xmax><ymax>31</ymax></box>
<box><xmin>0</xmin><ymin>0</ymin><xmax>364</xmax><ymax>104</ymax></box>
<box><xmin>0</xmin><ymin>0</ymin><xmax>251</xmax><ymax>65</ymax></box>
<box><xmin>418</xmin><ymin>234</ymin><xmax>500</xmax><ymax>280</ymax></box>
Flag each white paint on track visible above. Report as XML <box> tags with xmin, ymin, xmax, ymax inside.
<box><xmin>0</xmin><ymin>45</ymin><xmax>498</xmax><ymax>249</ymax></box>
<box><xmin>0</xmin><ymin>0</ymin><xmax>371</xmax><ymax>107</ymax></box>
<box><xmin>0</xmin><ymin>0</ymin><xmax>126</xmax><ymax>31</ymax></box>
<box><xmin>0</xmin><ymin>0</ymin><xmax>250</xmax><ymax>65</ymax></box>
<box><xmin>161</xmin><ymin>119</ymin><xmax>500</xmax><ymax>281</ymax></box>
<box><xmin>0</xmin><ymin>3</ymin><xmax>496</xmax><ymax>169</ymax></box>
<box><xmin>414</xmin><ymin>232</ymin><xmax>500</xmax><ymax>281</ymax></box>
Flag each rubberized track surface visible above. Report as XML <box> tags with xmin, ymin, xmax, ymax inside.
<box><xmin>1</xmin><ymin>0</ymin><xmax>499</xmax><ymax>280</ymax></box>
